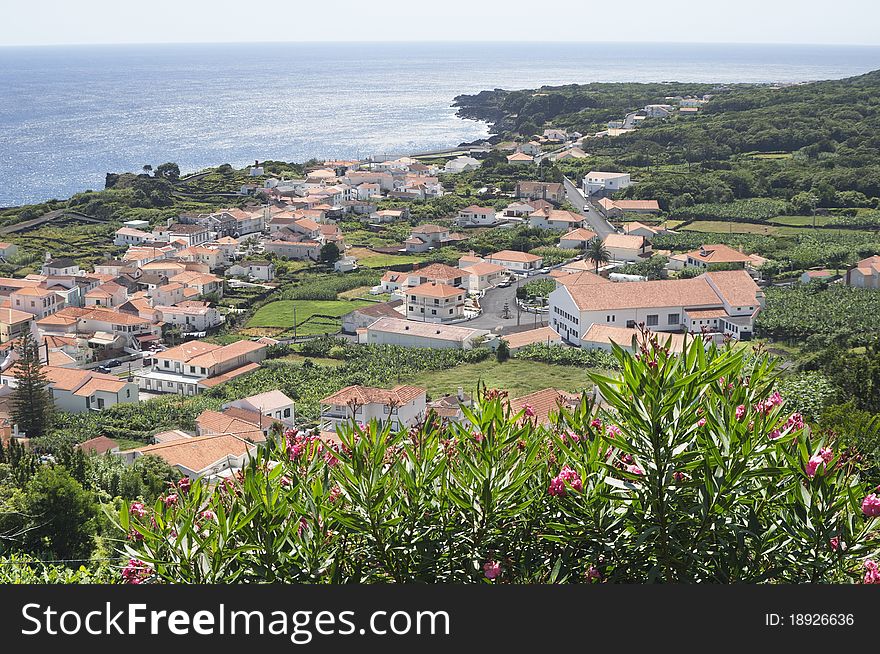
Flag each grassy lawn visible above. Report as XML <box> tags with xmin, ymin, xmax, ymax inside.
<box><xmin>115</xmin><ymin>438</ymin><xmax>148</xmax><ymax>451</ymax></box>
<box><xmin>359</xmin><ymin>254</ymin><xmax>428</xmax><ymax>268</ymax></box>
<box><xmin>767</xmin><ymin>215</ymin><xmax>835</xmax><ymax>227</ymax></box>
<box><xmin>247</xmin><ymin>299</ymin><xmax>372</xmax><ymax>329</ymax></box>
<box><xmin>399</xmin><ymin>360</ymin><xmax>600</xmax><ymax>398</ymax></box>
<box><xmin>682</xmin><ymin>221</ymin><xmax>780</xmax><ymax>235</ymax></box>
<box><xmin>338</xmin><ymin>286</ymin><xmax>389</xmax><ymax>301</ymax></box>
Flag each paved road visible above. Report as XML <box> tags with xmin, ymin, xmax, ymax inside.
<box><xmin>562</xmin><ymin>176</ymin><xmax>617</xmax><ymax>239</ymax></box>
<box><xmin>463</xmin><ymin>273</ymin><xmax>550</xmax><ymax>333</ymax></box>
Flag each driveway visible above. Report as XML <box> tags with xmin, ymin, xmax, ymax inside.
<box><xmin>562</xmin><ymin>176</ymin><xmax>616</xmax><ymax>239</ymax></box>
<box><xmin>464</xmin><ymin>273</ymin><xmax>551</xmax><ymax>333</ymax></box>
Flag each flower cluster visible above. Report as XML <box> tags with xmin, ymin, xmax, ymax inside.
<box><xmin>861</xmin><ymin>493</ymin><xmax>880</xmax><ymax>517</ymax></box>
<box><xmin>806</xmin><ymin>448</ymin><xmax>834</xmax><ymax>478</ymax></box>
<box><xmin>483</xmin><ymin>561</ymin><xmax>501</xmax><ymax>580</ymax></box>
<box><xmin>864</xmin><ymin>560</ymin><xmax>880</xmax><ymax>585</ymax></box>
<box><xmin>754</xmin><ymin>391</ymin><xmax>784</xmax><ymax>415</ymax></box>
<box><xmin>548</xmin><ymin>465</ymin><xmax>583</xmax><ymax>497</ymax></box>
<box><xmin>286</xmin><ymin>430</ymin><xmax>324</xmax><ymax>461</ymax></box>
<box><xmin>129</xmin><ymin>502</ymin><xmax>147</xmax><ymax>518</ymax></box>
<box><xmin>121</xmin><ymin>558</ymin><xmax>152</xmax><ymax>585</ymax></box>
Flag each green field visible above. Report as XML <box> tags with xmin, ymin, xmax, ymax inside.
<box><xmin>682</xmin><ymin>221</ymin><xmax>779</xmax><ymax>235</ymax></box>
<box><xmin>247</xmin><ymin>299</ymin><xmax>372</xmax><ymax>331</ymax></box>
<box><xmin>400</xmin><ymin>360</ymin><xmax>599</xmax><ymax>398</ymax></box>
<box><xmin>278</xmin><ymin>353</ymin><xmax>346</xmax><ymax>367</ymax></box>
<box><xmin>358</xmin><ymin>253</ymin><xmax>428</xmax><ymax>268</ymax></box>
<box><xmin>767</xmin><ymin>215</ymin><xmax>835</xmax><ymax>227</ymax></box>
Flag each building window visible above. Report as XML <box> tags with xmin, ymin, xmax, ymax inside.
<box><xmin>647</xmin><ymin>314</ymin><xmax>659</xmax><ymax>326</ymax></box>
<box><xmin>668</xmin><ymin>313</ymin><xmax>680</xmax><ymax>325</ymax></box>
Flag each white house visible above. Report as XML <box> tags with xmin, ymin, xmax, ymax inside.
<box><xmin>444</xmin><ymin>156</ymin><xmax>481</xmax><ymax>174</ymax></box>
<box><xmin>153</xmin><ymin>303</ymin><xmax>224</xmax><ymax>331</ymax></box>
<box><xmin>364</xmin><ymin>317</ymin><xmax>489</xmax><ymax>350</ymax></box>
<box><xmin>405</xmin><ymin>282</ymin><xmax>465</xmax><ymax>323</ymax></box>
<box><xmin>114</xmin><ymin>227</ymin><xmax>153</xmax><ymax>247</ymax></box>
<box><xmin>847</xmin><ymin>255</ymin><xmax>880</xmax><ymax>288</ymax></box>
<box><xmin>603</xmin><ymin>233</ymin><xmax>650</xmax><ymax>262</ymax></box>
<box><xmin>405</xmin><ymin>224</ymin><xmax>450</xmax><ymax>253</ymax></box>
<box><xmin>319</xmin><ymin>384</ymin><xmax>426</xmax><ymax>433</ymax></box>
<box><xmin>40</xmin><ymin>366</ymin><xmax>139</xmax><ymax>413</ymax></box>
<box><xmin>135</xmin><ymin>339</ymin><xmax>266</xmax><ymax>396</ymax></box>
<box><xmin>543</xmin><ymin>128</ymin><xmax>568</xmax><ymax>141</ymax></box>
<box><xmin>341</xmin><ymin>300</ymin><xmax>405</xmax><ymax>334</ymax></box>
<box><xmin>457</xmin><ymin>205</ymin><xmax>497</xmax><ymax>227</ymax></box>
<box><xmin>685</xmin><ymin>244</ymin><xmax>752</xmax><ymax>269</ymax></box>
<box><xmin>527</xmin><ymin>208</ymin><xmax>584</xmax><ymax>231</ymax></box>
<box><xmin>487</xmin><ymin>250</ymin><xmax>543</xmax><ymax>272</ymax></box>
<box><xmin>462</xmin><ymin>261</ymin><xmax>507</xmax><ymax>293</ymax></box>
<box><xmin>559</xmin><ymin>228</ymin><xmax>598</xmax><ymax>250</ymax></box>
<box><xmin>582</xmin><ymin>171</ymin><xmax>632</xmax><ymax>196</ymax></box>
<box><xmin>548</xmin><ymin>269</ymin><xmax>764</xmax><ymax>346</ymax></box>
<box><xmin>224</xmin><ymin>389</ymin><xmax>296</xmax><ymax>427</ymax></box>
<box><xmin>227</xmin><ymin>260</ymin><xmax>275</xmax><ymax>281</ymax></box>
<box><xmin>122</xmin><ymin>434</ymin><xmax>260</xmax><ymax>482</ymax></box>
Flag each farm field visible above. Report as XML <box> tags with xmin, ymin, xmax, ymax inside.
<box><xmin>767</xmin><ymin>215</ymin><xmax>836</xmax><ymax>227</ymax></box>
<box><xmin>247</xmin><ymin>299</ymin><xmax>371</xmax><ymax>331</ymax></box>
<box><xmin>347</xmin><ymin>247</ymin><xmax>428</xmax><ymax>268</ymax></box>
<box><xmin>682</xmin><ymin>221</ymin><xmax>780</xmax><ymax>235</ymax></box>
<box><xmin>400</xmin><ymin>359</ymin><xmax>599</xmax><ymax>398</ymax></box>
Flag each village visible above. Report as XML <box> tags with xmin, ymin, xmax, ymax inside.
<box><xmin>0</xmin><ymin>98</ymin><xmax>877</xmax><ymax>486</ymax></box>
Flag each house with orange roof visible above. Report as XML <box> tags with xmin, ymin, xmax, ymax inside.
<box><xmin>510</xmin><ymin>388</ymin><xmax>582</xmax><ymax>426</ymax></box>
<box><xmin>135</xmin><ymin>339</ymin><xmax>266</xmax><ymax>395</ymax></box>
<box><xmin>684</xmin><ymin>244</ymin><xmax>752</xmax><ymax>269</ymax></box>
<box><xmin>9</xmin><ymin>286</ymin><xmax>64</xmax><ymax>319</ymax></box>
<box><xmin>84</xmin><ymin>281</ymin><xmax>127</xmax><ymax>308</ymax></box>
<box><xmin>195</xmin><ymin>407</ymin><xmax>278</xmax><ymax>442</ymax></box>
<box><xmin>319</xmin><ymin>384</ymin><xmax>426</xmax><ymax>433</ymax></box>
<box><xmin>404</xmin><ymin>224</ymin><xmax>451</xmax><ymax>253</ymax></box>
<box><xmin>846</xmin><ymin>255</ymin><xmax>880</xmax><ymax>289</ymax></box>
<box><xmin>461</xmin><ymin>261</ymin><xmax>507</xmax><ymax>292</ymax></box>
<box><xmin>19</xmin><ymin>365</ymin><xmax>138</xmax><ymax>413</ymax></box>
<box><xmin>223</xmin><ymin>389</ymin><xmax>295</xmax><ymax>426</ymax></box>
<box><xmin>263</xmin><ymin>234</ymin><xmax>322</xmax><ymax>261</ymax></box>
<box><xmin>405</xmin><ymin>281</ymin><xmax>466</xmax><ymax>323</ymax></box>
<box><xmin>0</xmin><ymin>307</ymin><xmax>35</xmax><ymax>343</ymax></box>
<box><xmin>497</xmin><ymin>326</ymin><xmax>562</xmax><ymax>353</ymax></box>
<box><xmin>120</xmin><ymin>433</ymin><xmax>260</xmax><ymax>481</ymax></box>
<box><xmin>581</xmin><ymin>324</ymin><xmax>694</xmax><ymax>354</ymax></box>
<box><xmin>114</xmin><ymin>227</ymin><xmax>153</xmax><ymax>247</ymax></box>
<box><xmin>487</xmin><ymin>250</ymin><xmax>544</xmax><ymax>272</ymax></box>
<box><xmin>559</xmin><ymin>228</ymin><xmax>598</xmax><ymax>250</ymax></box>
<box><xmin>515</xmin><ymin>181</ymin><xmax>565</xmax><ymax>203</ymax></box>
<box><xmin>597</xmin><ymin>198</ymin><xmax>661</xmax><ymax>218</ymax></box>
<box><xmin>153</xmin><ymin>303</ymin><xmax>224</xmax><ymax>332</ymax></box>
<box><xmin>549</xmin><ymin>269</ymin><xmax>764</xmax><ymax>345</ymax></box>
<box><xmin>506</xmin><ymin>152</ymin><xmax>534</xmax><ymax>165</ymax></box>
<box><xmin>528</xmin><ymin>208</ymin><xmax>584</xmax><ymax>231</ymax></box>
<box><xmin>603</xmin><ymin>233</ymin><xmax>651</xmax><ymax>262</ymax></box>
<box><xmin>405</xmin><ymin>262</ymin><xmax>466</xmax><ymax>289</ymax></box>
<box><xmin>168</xmin><ymin>271</ymin><xmax>224</xmax><ymax>298</ymax></box>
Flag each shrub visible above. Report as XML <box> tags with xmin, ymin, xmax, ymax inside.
<box><xmin>114</xmin><ymin>338</ymin><xmax>880</xmax><ymax>584</ymax></box>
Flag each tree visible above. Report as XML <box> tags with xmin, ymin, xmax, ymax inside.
<box><xmin>320</xmin><ymin>242</ymin><xmax>341</xmax><ymax>265</ymax></box>
<box><xmin>11</xmin><ymin>332</ymin><xmax>53</xmax><ymax>438</ymax></box>
<box><xmin>21</xmin><ymin>466</ymin><xmax>97</xmax><ymax>560</ymax></box>
<box><xmin>495</xmin><ymin>339</ymin><xmax>510</xmax><ymax>363</ymax></box>
<box><xmin>585</xmin><ymin>236</ymin><xmax>611</xmax><ymax>274</ymax></box>
<box><xmin>142</xmin><ymin>164</ymin><xmax>153</xmax><ymax>176</ymax></box>
<box><xmin>155</xmin><ymin>162</ymin><xmax>181</xmax><ymax>183</ymax></box>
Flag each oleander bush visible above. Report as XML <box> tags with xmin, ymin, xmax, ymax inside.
<box><xmin>114</xmin><ymin>336</ymin><xmax>880</xmax><ymax>584</ymax></box>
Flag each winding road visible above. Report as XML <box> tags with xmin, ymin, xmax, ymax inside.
<box><xmin>562</xmin><ymin>176</ymin><xmax>617</xmax><ymax>239</ymax></box>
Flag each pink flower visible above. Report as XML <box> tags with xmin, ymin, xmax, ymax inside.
<box><xmin>162</xmin><ymin>494</ymin><xmax>178</xmax><ymax>507</ymax></box>
<box><xmin>177</xmin><ymin>477</ymin><xmax>191</xmax><ymax>493</ymax></box>
<box><xmin>626</xmin><ymin>464</ymin><xmax>644</xmax><ymax>476</ymax></box>
<box><xmin>861</xmin><ymin>493</ymin><xmax>880</xmax><ymax>517</ymax></box>
<box><xmin>473</xmin><ymin>433</ymin><xmax>483</xmax><ymax>443</ymax></box>
<box><xmin>127</xmin><ymin>528</ymin><xmax>144</xmax><ymax>542</ymax></box>
<box><xmin>483</xmin><ymin>561</ymin><xmax>501</xmax><ymax>580</ymax></box>
<box><xmin>697</xmin><ymin>418</ymin><xmax>706</xmax><ymax>428</ymax></box>
<box><xmin>298</xmin><ymin>516</ymin><xmax>308</xmax><ymax>536</ymax></box>
<box><xmin>548</xmin><ymin>476</ymin><xmax>567</xmax><ymax>497</ymax></box>
<box><xmin>673</xmin><ymin>471</ymin><xmax>687</xmax><ymax>483</ymax></box>
<box><xmin>280</xmin><ymin>475</ymin><xmax>292</xmax><ymax>489</ymax></box>
<box><xmin>328</xmin><ymin>486</ymin><xmax>342</xmax><ymax>503</ymax></box>
<box><xmin>586</xmin><ymin>566</ymin><xmax>601</xmax><ymax>582</ymax></box>
<box><xmin>829</xmin><ymin>537</ymin><xmax>844</xmax><ymax>552</ymax></box>
<box><xmin>786</xmin><ymin>413</ymin><xmax>805</xmax><ymax>431</ymax></box>
<box><xmin>199</xmin><ymin>510</ymin><xmax>216</xmax><ymax>521</ymax></box>
<box><xmin>863</xmin><ymin>560</ymin><xmax>880</xmax><ymax>585</ymax></box>
<box><xmin>819</xmin><ymin>447</ymin><xmax>834</xmax><ymax>463</ymax></box>
<box><xmin>129</xmin><ymin>502</ymin><xmax>147</xmax><ymax>518</ymax></box>
<box><xmin>735</xmin><ymin>405</ymin><xmax>746</xmax><ymax>421</ymax></box>
<box><xmin>590</xmin><ymin>418</ymin><xmax>602</xmax><ymax>429</ymax></box>
<box><xmin>769</xmin><ymin>429</ymin><xmax>781</xmax><ymax>440</ymax></box>
<box><xmin>558</xmin><ymin>465</ymin><xmax>583</xmax><ymax>492</ymax></box>
<box><xmin>805</xmin><ymin>454</ymin><xmax>825</xmax><ymax>478</ymax></box>
<box><xmin>606</xmin><ymin>425</ymin><xmax>621</xmax><ymax>438</ymax></box>
<box><xmin>121</xmin><ymin>558</ymin><xmax>152</xmax><ymax>585</ymax></box>
<box><xmin>523</xmin><ymin>405</ymin><xmax>535</xmax><ymax>418</ymax></box>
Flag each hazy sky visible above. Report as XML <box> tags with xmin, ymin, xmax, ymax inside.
<box><xmin>2</xmin><ymin>0</ymin><xmax>878</xmax><ymax>47</ymax></box>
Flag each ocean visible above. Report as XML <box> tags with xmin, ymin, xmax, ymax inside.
<box><xmin>2</xmin><ymin>41</ymin><xmax>880</xmax><ymax>207</ymax></box>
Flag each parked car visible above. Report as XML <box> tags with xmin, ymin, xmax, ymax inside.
<box><xmin>107</xmin><ymin>359</ymin><xmax>122</xmax><ymax>367</ymax></box>
<box><xmin>94</xmin><ymin>365</ymin><xmax>112</xmax><ymax>374</ymax></box>
<box><xmin>539</xmin><ymin>267</ymin><xmax>550</xmax><ymax>274</ymax></box>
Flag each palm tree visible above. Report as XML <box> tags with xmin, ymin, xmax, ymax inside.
<box><xmin>585</xmin><ymin>236</ymin><xmax>611</xmax><ymax>274</ymax></box>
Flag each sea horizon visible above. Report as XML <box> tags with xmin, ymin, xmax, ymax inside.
<box><xmin>2</xmin><ymin>40</ymin><xmax>880</xmax><ymax>206</ymax></box>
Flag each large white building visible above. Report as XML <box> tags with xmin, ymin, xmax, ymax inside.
<box><xmin>548</xmin><ymin>269</ymin><xmax>764</xmax><ymax>345</ymax></box>
<box><xmin>405</xmin><ymin>282</ymin><xmax>466</xmax><ymax>323</ymax></box>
